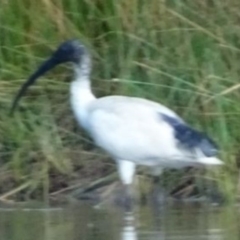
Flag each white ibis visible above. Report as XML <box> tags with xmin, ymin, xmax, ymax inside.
<box><xmin>11</xmin><ymin>40</ymin><xmax>222</xmax><ymax>199</ymax></box>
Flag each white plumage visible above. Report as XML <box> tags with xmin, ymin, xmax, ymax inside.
<box><xmin>11</xmin><ymin>39</ymin><xmax>223</xmax><ymax>187</ymax></box>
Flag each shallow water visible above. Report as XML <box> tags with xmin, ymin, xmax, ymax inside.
<box><xmin>0</xmin><ymin>202</ymin><xmax>238</xmax><ymax>240</ymax></box>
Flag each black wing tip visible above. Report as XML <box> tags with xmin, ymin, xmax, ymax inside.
<box><xmin>160</xmin><ymin>113</ymin><xmax>218</xmax><ymax>157</ymax></box>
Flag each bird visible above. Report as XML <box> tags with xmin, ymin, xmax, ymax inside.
<box><xmin>11</xmin><ymin>39</ymin><xmax>223</xmax><ymax>203</ymax></box>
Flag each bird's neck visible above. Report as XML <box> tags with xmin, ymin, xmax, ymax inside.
<box><xmin>70</xmin><ymin>57</ymin><xmax>96</xmax><ymax>129</ymax></box>
<box><xmin>71</xmin><ymin>54</ymin><xmax>96</xmax><ymax>103</ymax></box>
<box><xmin>71</xmin><ymin>74</ymin><xmax>95</xmax><ymax>97</ymax></box>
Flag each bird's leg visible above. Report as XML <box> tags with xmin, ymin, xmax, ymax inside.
<box><xmin>150</xmin><ymin>167</ymin><xmax>166</xmax><ymax>204</ymax></box>
<box><xmin>151</xmin><ymin>166</ymin><xmax>163</xmax><ymax>185</ymax></box>
<box><xmin>117</xmin><ymin>160</ymin><xmax>136</xmax><ymax>186</ymax></box>
<box><xmin>122</xmin><ymin>184</ymin><xmax>134</xmax><ymax>211</ymax></box>
<box><xmin>116</xmin><ymin>160</ymin><xmax>136</xmax><ymax>210</ymax></box>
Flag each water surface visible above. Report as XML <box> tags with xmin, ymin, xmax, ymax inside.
<box><xmin>0</xmin><ymin>202</ymin><xmax>238</xmax><ymax>240</ymax></box>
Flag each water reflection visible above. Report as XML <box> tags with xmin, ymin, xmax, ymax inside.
<box><xmin>0</xmin><ymin>203</ymin><xmax>238</xmax><ymax>240</ymax></box>
<box><xmin>122</xmin><ymin>212</ymin><xmax>137</xmax><ymax>240</ymax></box>
<box><xmin>121</xmin><ymin>203</ymin><xmax>237</xmax><ymax>240</ymax></box>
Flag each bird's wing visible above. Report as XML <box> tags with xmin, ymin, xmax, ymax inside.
<box><xmin>87</xmin><ymin>95</ymin><xmax>219</xmax><ymax>165</ymax></box>
<box><xmin>87</xmin><ymin>96</ymin><xmax>181</xmax><ymax>161</ymax></box>
<box><xmin>89</xmin><ymin>95</ymin><xmax>181</xmax><ymax>119</ymax></box>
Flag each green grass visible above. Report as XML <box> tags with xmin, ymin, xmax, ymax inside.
<box><xmin>0</xmin><ymin>0</ymin><xmax>239</xmax><ymax>202</ymax></box>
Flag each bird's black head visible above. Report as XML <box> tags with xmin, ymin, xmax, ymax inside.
<box><xmin>52</xmin><ymin>39</ymin><xmax>86</xmax><ymax>65</ymax></box>
<box><xmin>10</xmin><ymin>39</ymin><xmax>87</xmax><ymax>114</ymax></box>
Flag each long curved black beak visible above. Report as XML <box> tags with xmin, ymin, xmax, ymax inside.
<box><xmin>10</xmin><ymin>57</ymin><xmax>58</xmax><ymax>115</ymax></box>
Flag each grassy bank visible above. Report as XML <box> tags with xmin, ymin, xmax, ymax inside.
<box><xmin>0</xmin><ymin>0</ymin><xmax>239</xmax><ymax>202</ymax></box>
